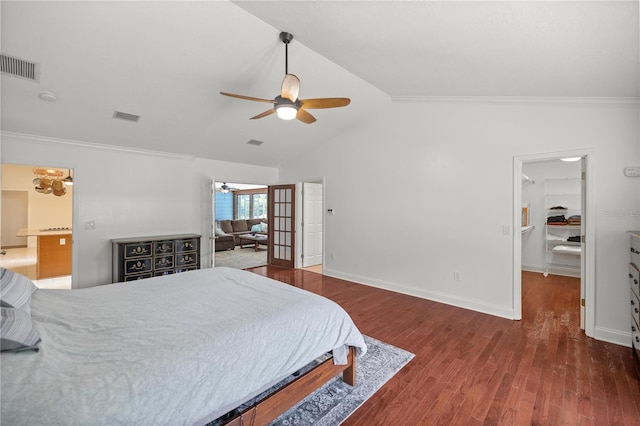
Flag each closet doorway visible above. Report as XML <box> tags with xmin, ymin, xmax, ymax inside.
<box><xmin>296</xmin><ymin>179</ymin><xmax>324</xmax><ymax>273</ymax></box>
<box><xmin>513</xmin><ymin>150</ymin><xmax>594</xmax><ymax>337</ymax></box>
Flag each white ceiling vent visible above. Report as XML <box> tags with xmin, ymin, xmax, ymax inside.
<box><xmin>113</xmin><ymin>111</ymin><xmax>140</xmax><ymax>122</ymax></box>
<box><xmin>247</xmin><ymin>139</ymin><xmax>264</xmax><ymax>146</ymax></box>
<box><xmin>0</xmin><ymin>53</ymin><xmax>39</xmax><ymax>82</ymax></box>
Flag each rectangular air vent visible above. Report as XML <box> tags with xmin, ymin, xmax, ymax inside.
<box><xmin>113</xmin><ymin>111</ymin><xmax>140</xmax><ymax>122</ymax></box>
<box><xmin>247</xmin><ymin>139</ymin><xmax>264</xmax><ymax>146</ymax></box>
<box><xmin>0</xmin><ymin>53</ymin><xmax>39</xmax><ymax>82</ymax></box>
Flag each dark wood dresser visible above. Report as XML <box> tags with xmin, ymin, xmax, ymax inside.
<box><xmin>629</xmin><ymin>231</ymin><xmax>640</xmax><ymax>378</ymax></box>
<box><xmin>112</xmin><ymin>234</ymin><xmax>201</xmax><ymax>282</ymax></box>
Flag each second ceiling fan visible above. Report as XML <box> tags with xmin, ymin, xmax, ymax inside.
<box><xmin>220</xmin><ymin>32</ymin><xmax>350</xmax><ymax>124</ymax></box>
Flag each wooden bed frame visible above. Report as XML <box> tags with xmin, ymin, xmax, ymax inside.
<box><xmin>223</xmin><ymin>346</ymin><xmax>357</xmax><ymax>425</ymax></box>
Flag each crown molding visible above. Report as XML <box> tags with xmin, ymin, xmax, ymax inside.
<box><xmin>1</xmin><ymin>131</ymin><xmax>196</xmax><ymax>160</ymax></box>
<box><xmin>390</xmin><ymin>96</ymin><xmax>640</xmax><ymax>105</ymax></box>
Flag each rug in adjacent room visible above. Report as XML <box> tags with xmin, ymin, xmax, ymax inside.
<box><xmin>270</xmin><ymin>335</ymin><xmax>414</xmax><ymax>425</ymax></box>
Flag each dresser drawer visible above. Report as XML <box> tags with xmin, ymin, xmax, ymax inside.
<box><xmin>175</xmin><ymin>238</ymin><xmax>198</xmax><ymax>253</ymax></box>
<box><xmin>125</xmin><ymin>258</ymin><xmax>152</xmax><ymax>275</ymax></box>
<box><xmin>175</xmin><ymin>267</ymin><xmax>197</xmax><ymax>274</ymax></box>
<box><xmin>154</xmin><ymin>241</ymin><xmax>174</xmax><ymax>255</ymax></box>
<box><xmin>124</xmin><ymin>243</ymin><xmax>152</xmax><ymax>259</ymax></box>
<box><xmin>631</xmin><ymin>235</ymin><xmax>640</xmax><ymax>268</ymax></box>
<box><xmin>633</xmin><ymin>318</ymin><xmax>640</xmax><ymax>352</ymax></box>
<box><xmin>124</xmin><ymin>272</ymin><xmax>153</xmax><ymax>281</ymax></box>
<box><xmin>631</xmin><ymin>288</ymin><xmax>640</xmax><ymax>329</ymax></box>
<box><xmin>631</xmin><ymin>264</ymin><xmax>640</xmax><ymax>299</ymax></box>
<box><xmin>154</xmin><ymin>255</ymin><xmax>174</xmax><ymax>271</ymax></box>
<box><xmin>176</xmin><ymin>252</ymin><xmax>197</xmax><ymax>267</ymax></box>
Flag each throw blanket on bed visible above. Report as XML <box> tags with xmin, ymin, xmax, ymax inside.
<box><xmin>1</xmin><ymin>267</ymin><xmax>366</xmax><ymax>426</ymax></box>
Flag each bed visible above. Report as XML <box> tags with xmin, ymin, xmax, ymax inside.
<box><xmin>0</xmin><ymin>267</ymin><xmax>367</xmax><ymax>425</ymax></box>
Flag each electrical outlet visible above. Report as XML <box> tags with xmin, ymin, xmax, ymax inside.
<box><xmin>331</xmin><ymin>252</ymin><xmax>336</xmax><ymax>260</ymax></box>
<box><xmin>454</xmin><ymin>271</ymin><xmax>461</xmax><ymax>281</ymax></box>
<box><xmin>502</xmin><ymin>225</ymin><xmax>510</xmax><ymax>235</ymax></box>
<box><xmin>84</xmin><ymin>221</ymin><xmax>96</xmax><ymax>230</ymax></box>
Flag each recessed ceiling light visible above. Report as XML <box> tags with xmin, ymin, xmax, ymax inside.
<box><xmin>38</xmin><ymin>92</ymin><xmax>57</xmax><ymax>102</ymax></box>
<box><xmin>561</xmin><ymin>157</ymin><xmax>581</xmax><ymax>162</ymax></box>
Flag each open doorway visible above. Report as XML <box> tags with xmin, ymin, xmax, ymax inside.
<box><xmin>1</xmin><ymin>164</ymin><xmax>74</xmax><ymax>289</ymax></box>
<box><xmin>513</xmin><ymin>150</ymin><xmax>594</xmax><ymax>337</ymax></box>
<box><xmin>212</xmin><ymin>181</ymin><xmax>268</xmax><ymax>270</ymax></box>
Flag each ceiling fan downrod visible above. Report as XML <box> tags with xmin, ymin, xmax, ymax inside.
<box><xmin>280</xmin><ymin>32</ymin><xmax>294</xmax><ymax>75</ymax></box>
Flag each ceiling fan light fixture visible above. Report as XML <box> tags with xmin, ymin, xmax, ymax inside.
<box><xmin>274</xmin><ymin>95</ymin><xmax>299</xmax><ymax>120</ymax></box>
<box><xmin>276</xmin><ymin>105</ymin><xmax>298</xmax><ymax>120</ymax></box>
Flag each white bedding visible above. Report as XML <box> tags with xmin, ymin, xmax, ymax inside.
<box><xmin>1</xmin><ymin>267</ymin><xmax>366</xmax><ymax>425</ymax></box>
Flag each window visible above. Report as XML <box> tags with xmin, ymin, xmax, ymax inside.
<box><xmin>252</xmin><ymin>194</ymin><xmax>267</xmax><ymax>218</ymax></box>
<box><xmin>233</xmin><ymin>190</ymin><xmax>267</xmax><ymax>219</ymax></box>
<box><xmin>236</xmin><ymin>194</ymin><xmax>251</xmax><ymax>219</ymax></box>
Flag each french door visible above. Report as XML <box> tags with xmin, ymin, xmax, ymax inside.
<box><xmin>268</xmin><ymin>184</ymin><xmax>295</xmax><ymax>269</ymax></box>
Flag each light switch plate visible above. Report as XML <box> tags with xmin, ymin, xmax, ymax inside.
<box><xmin>624</xmin><ymin>166</ymin><xmax>640</xmax><ymax>177</ymax></box>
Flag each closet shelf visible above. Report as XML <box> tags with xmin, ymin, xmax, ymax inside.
<box><xmin>551</xmin><ymin>245</ymin><xmax>582</xmax><ymax>255</ymax></box>
<box><xmin>522</xmin><ymin>225</ymin><xmax>535</xmax><ymax>234</ymax></box>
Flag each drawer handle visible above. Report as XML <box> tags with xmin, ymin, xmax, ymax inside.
<box><xmin>637</xmin><ymin>336</ymin><xmax>640</xmax><ymax>343</ymax></box>
<box><xmin>635</xmin><ymin>279</ymin><xmax>639</xmax><ymax>285</ymax></box>
<box><xmin>633</xmin><ymin>248</ymin><xmax>640</xmax><ymax>254</ymax></box>
<box><xmin>631</xmin><ymin>273</ymin><xmax>635</xmax><ymax>279</ymax></box>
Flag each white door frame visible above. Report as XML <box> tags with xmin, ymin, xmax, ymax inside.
<box><xmin>512</xmin><ymin>149</ymin><xmax>595</xmax><ymax>337</ymax></box>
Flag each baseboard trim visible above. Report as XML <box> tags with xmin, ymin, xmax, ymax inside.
<box><xmin>322</xmin><ymin>268</ymin><xmax>515</xmax><ymax>320</ymax></box>
<box><xmin>522</xmin><ymin>264</ymin><xmax>581</xmax><ymax>278</ymax></box>
<box><xmin>593</xmin><ymin>326</ymin><xmax>631</xmax><ymax>348</ymax></box>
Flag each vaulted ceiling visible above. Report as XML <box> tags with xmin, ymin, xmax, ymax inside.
<box><xmin>2</xmin><ymin>1</ymin><xmax>638</xmax><ymax>167</ymax></box>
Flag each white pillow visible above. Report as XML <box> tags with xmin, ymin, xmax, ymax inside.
<box><xmin>260</xmin><ymin>222</ymin><xmax>268</xmax><ymax>233</ymax></box>
<box><xmin>0</xmin><ymin>268</ymin><xmax>38</xmax><ymax>315</ymax></box>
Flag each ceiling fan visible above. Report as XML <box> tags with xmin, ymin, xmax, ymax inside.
<box><xmin>218</xmin><ymin>182</ymin><xmax>238</xmax><ymax>193</ymax></box>
<box><xmin>220</xmin><ymin>32</ymin><xmax>350</xmax><ymax>124</ymax></box>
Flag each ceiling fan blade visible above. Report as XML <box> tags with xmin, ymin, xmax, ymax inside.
<box><xmin>296</xmin><ymin>108</ymin><xmax>316</xmax><ymax>124</ymax></box>
<box><xmin>250</xmin><ymin>108</ymin><xmax>276</xmax><ymax>120</ymax></box>
<box><xmin>300</xmin><ymin>98</ymin><xmax>351</xmax><ymax>109</ymax></box>
<box><xmin>281</xmin><ymin>74</ymin><xmax>300</xmax><ymax>102</ymax></box>
<box><xmin>220</xmin><ymin>92</ymin><xmax>276</xmax><ymax>104</ymax></box>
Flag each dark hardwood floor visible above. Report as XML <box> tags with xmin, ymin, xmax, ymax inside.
<box><xmin>248</xmin><ymin>267</ymin><xmax>640</xmax><ymax>425</ymax></box>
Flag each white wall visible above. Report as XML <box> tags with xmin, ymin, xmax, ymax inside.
<box><xmin>279</xmin><ymin>99</ymin><xmax>640</xmax><ymax>345</ymax></box>
<box><xmin>1</xmin><ymin>132</ymin><xmax>279</xmax><ymax>288</ymax></box>
<box><xmin>521</xmin><ymin>159</ymin><xmax>582</xmax><ymax>275</ymax></box>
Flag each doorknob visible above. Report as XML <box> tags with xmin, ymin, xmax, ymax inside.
<box><xmin>0</xmin><ymin>250</ymin><xmax>6</xmax><ymax>255</ymax></box>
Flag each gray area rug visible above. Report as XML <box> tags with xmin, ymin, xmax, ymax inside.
<box><xmin>270</xmin><ymin>335</ymin><xmax>414</xmax><ymax>425</ymax></box>
<box><xmin>214</xmin><ymin>246</ymin><xmax>267</xmax><ymax>269</ymax></box>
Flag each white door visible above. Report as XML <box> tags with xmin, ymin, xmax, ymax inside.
<box><xmin>302</xmin><ymin>182</ymin><xmax>323</xmax><ymax>267</ymax></box>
